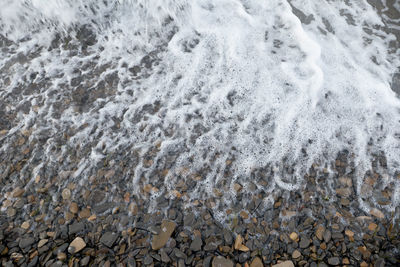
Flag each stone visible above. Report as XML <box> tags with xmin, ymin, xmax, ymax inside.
<box><xmin>143</xmin><ymin>255</ymin><xmax>153</xmax><ymax>265</ymax></box>
<box><xmin>374</xmin><ymin>258</ymin><xmax>385</xmax><ymax>267</ymax></box>
<box><xmin>69</xmin><ymin>202</ymin><xmax>79</xmax><ymax>214</ymax></box>
<box><xmin>12</xmin><ymin>187</ymin><xmax>25</xmax><ymax>198</ymax></box>
<box><xmin>370</xmin><ymin>208</ymin><xmax>384</xmax><ymax>219</ymax></box>
<box><xmin>289</xmin><ymin>232</ymin><xmax>298</xmax><ymax>241</ymax></box>
<box><xmin>272</xmin><ymin>261</ymin><xmax>295</xmax><ymax>267</ymax></box>
<box><xmin>38</xmin><ymin>239</ymin><xmax>48</xmax><ymax>248</ymax></box>
<box><xmin>328</xmin><ymin>257</ymin><xmax>340</xmax><ymax>265</ymax></box>
<box><xmin>19</xmin><ymin>237</ymin><xmax>35</xmax><ymax>249</ymax></box>
<box><xmin>81</xmin><ymin>256</ymin><xmax>90</xmax><ymax>266</ymax></box>
<box><xmin>160</xmin><ymin>249</ymin><xmax>170</xmax><ymax>263</ymax></box>
<box><xmin>292</xmin><ymin>250</ymin><xmax>301</xmax><ymax>259</ymax></box>
<box><xmin>69</xmin><ymin>222</ymin><xmax>85</xmax><ymax>235</ymax></box>
<box><xmin>61</xmin><ymin>188</ymin><xmax>71</xmax><ymax>200</ymax></box>
<box><xmin>240</xmin><ymin>210</ymin><xmax>249</xmax><ymax>219</ymax></box>
<box><xmin>21</xmin><ymin>221</ymin><xmax>30</xmax><ymax>230</ymax></box>
<box><xmin>315</xmin><ymin>225</ymin><xmax>325</xmax><ymax>240</ymax></box>
<box><xmin>151</xmin><ymin>220</ymin><xmax>176</xmax><ymax>250</ymax></box>
<box><xmin>190</xmin><ymin>236</ymin><xmax>202</xmax><ymax>251</ymax></box>
<box><xmin>57</xmin><ymin>252</ymin><xmax>66</xmax><ymax>261</ymax></box>
<box><xmin>212</xmin><ymin>256</ymin><xmax>234</xmax><ymax>267</ymax></box>
<box><xmin>323</xmin><ymin>230</ymin><xmax>331</xmax><ymax>243</ymax></box>
<box><xmin>345</xmin><ymin>229</ymin><xmax>354</xmax><ymax>240</ymax></box>
<box><xmin>68</xmin><ymin>237</ymin><xmax>86</xmax><ymax>253</ymax></box>
<box><xmin>299</xmin><ymin>236</ymin><xmax>310</xmax><ymax>249</ymax></box>
<box><xmin>233</xmin><ymin>183</ymin><xmax>242</xmax><ymax>192</ymax></box>
<box><xmin>100</xmin><ymin>232</ymin><xmax>118</xmax><ymax>248</ymax></box>
<box><xmin>368</xmin><ymin>223</ymin><xmax>378</xmax><ymax>231</ymax></box>
<box><xmin>79</xmin><ymin>208</ymin><xmax>91</xmax><ymax>219</ymax></box>
<box><xmin>336</xmin><ymin>188</ymin><xmax>351</xmax><ymax>197</ymax></box>
<box><xmin>250</xmin><ymin>257</ymin><xmax>263</xmax><ymax>267</ymax></box>
<box><xmin>234</xmin><ymin>234</ymin><xmax>249</xmax><ymax>252</ymax></box>
<box><xmin>223</xmin><ymin>229</ymin><xmax>233</xmax><ymax>245</ymax></box>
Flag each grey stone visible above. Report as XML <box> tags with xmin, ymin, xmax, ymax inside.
<box><xmin>160</xmin><ymin>249</ymin><xmax>170</xmax><ymax>263</ymax></box>
<box><xmin>143</xmin><ymin>255</ymin><xmax>153</xmax><ymax>265</ymax></box>
<box><xmin>80</xmin><ymin>256</ymin><xmax>90</xmax><ymax>266</ymax></box>
<box><xmin>223</xmin><ymin>229</ymin><xmax>233</xmax><ymax>245</ymax></box>
<box><xmin>100</xmin><ymin>232</ymin><xmax>118</xmax><ymax>248</ymax></box>
<box><xmin>184</xmin><ymin>212</ymin><xmax>195</xmax><ymax>226</ymax></box>
<box><xmin>50</xmin><ymin>261</ymin><xmax>63</xmax><ymax>267</ymax></box>
<box><xmin>238</xmin><ymin>252</ymin><xmax>250</xmax><ymax>263</ymax></box>
<box><xmin>93</xmin><ymin>202</ymin><xmax>113</xmax><ymax>214</ymax></box>
<box><xmin>190</xmin><ymin>236</ymin><xmax>202</xmax><ymax>251</ymax></box>
<box><xmin>374</xmin><ymin>258</ymin><xmax>385</xmax><ymax>267</ymax></box>
<box><xmin>69</xmin><ymin>222</ymin><xmax>85</xmax><ymax>235</ymax></box>
<box><xmin>28</xmin><ymin>256</ymin><xmax>38</xmax><ymax>267</ymax></box>
<box><xmin>53</xmin><ymin>243</ymin><xmax>68</xmax><ymax>255</ymax></box>
<box><xmin>174</xmin><ymin>248</ymin><xmax>187</xmax><ymax>259</ymax></box>
<box><xmin>212</xmin><ymin>256</ymin><xmax>233</xmax><ymax>267</ymax></box>
<box><xmin>327</xmin><ymin>257</ymin><xmax>340</xmax><ymax>266</ymax></box>
<box><xmin>19</xmin><ymin>237</ymin><xmax>35</xmax><ymax>249</ymax></box>
<box><xmin>299</xmin><ymin>236</ymin><xmax>310</xmax><ymax>249</ymax></box>
<box><xmin>323</xmin><ymin>230</ymin><xmax>331</xmax><ymax>243</ymax></box>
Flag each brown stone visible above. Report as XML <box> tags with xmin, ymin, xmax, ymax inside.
<box><xmin>38</xmin><ymin>239</ymin><xmax>48</xmax><ymax>248</ymax></box>
<box><xmin>272</xmin><ymin>261</ymin><xmax>295</xmax><ymax>267</ymax></box>
<box><xmin>292</xmin><ymin>250</ymin><xmax>301</xmax><ymax>259</ymax></box>
<box><xmin>79</xmin><ymin>208</ymin><xmax>91</xmax><ymax>219</ymax></box>
<box><xmin>368</xmin><ymin>223</ymin><xmax>378</xmax><ymax>231</ymax></box>
<box><xmin>370</xmin><ymin>208</ymin><xmax>384</xmax><ymax>219</ymax></box>
<box><xmin>61</xmin><ymin>188</ymin><xmax>71</xmax><ymax>200</ymax></box>
<box><xmin>240</xmin><ymin>211</ymin><xmax>249</xmax><ymax>219</ymax></box>
<box><xmin>336</xmin><ymin>188</ymin><xmax>351</xmax><ymax>197</ymax></box>
<box><xmin>69</xmin><ymin>202</ymin><xmax>79</xmax><ymax>214</ymax></box>
<box><xmin>151</xmin><ymin>220</ymin><xmax>176</xmax><ymax>250</ymax></box>
<box><xmin>21</xmin><ymin>221</ymin><xmax>30</xmax><ymax>230</ymax></box>
<box><xmin>69</xmin><ymin>237</ymin><xmax>86</xmax><ymax>253</ymax></box>
<box><xmin>12</xmin><ymin>187</ymin><xmax>25</xmax><ymax>198</ymax></box>
<box><xmin>233</xmin><ymin>183</ymin><xmax>242</xmax><ymax>192</ymax></box>
<box><xmin>315</xmin><ymin>225</ymin><xmax>325</xmax><ymax>240</ymax></box>
<box><xmin>250</xmin><ymin>257</ymin><xmax>263</xmax><ymax>267</ymax></box>
<box><xmin>234</xmin><ymin>234</ymin><xmax>249</xmax><ymax>252</ymax></box>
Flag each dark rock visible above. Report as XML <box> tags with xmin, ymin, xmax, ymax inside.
<box><xmin>143</xmin><ymin>255</ymin><xmax>153</xmax><ymax>265</ymax></box>
<box><xmin>80</xmin><ymin>256</ymin><xmax>90</xmax><ymax>266</ymax></box>
<box><xmin>238</xmin><ymin>252</ymin><xmax>250</xmax><ymax>263</ymax></box>
<box><xmin>19</xmin><ymin>237</ymin><xmax>35</xmax><ymax>249</ymax></box>
<box><xmin>100</xmin><ymin>232</ymin><xmax>118</xmax><ymax>248</ymax></box>
<box><xmin>223</xmin><ymin>229</ymin><xmax>233</xmax><ymax>245</ymax></box>
<box><xmin>69</xmin><ymin>222</ymin><xmax>85</xmax><ymax>235</ymax></box>
<box><xmin>28</xmin><ymin>256</ymin><xmax>38</xmax><ymax>267</ymax></box>
<box><xmin>93</xmin><ymin>203</ymin><xmax>113</xmax><ymax>214</ymax></box>
<box><xmin>374</xmin><ymin>258</ymin><xmax>385</xmax><ymax>267</ymax></box>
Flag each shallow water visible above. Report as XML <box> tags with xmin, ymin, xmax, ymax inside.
<box><xmin>1</xmin><ymin>0</ymin><xmax>400</xmax><ymax>219</ymax></box>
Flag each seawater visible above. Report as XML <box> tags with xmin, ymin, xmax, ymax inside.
<box><xmin>0</xmin><ymin>0</ymin><xmax>399</xmax><ymax>218</ymax></box>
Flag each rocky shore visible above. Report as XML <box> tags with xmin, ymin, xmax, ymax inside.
<box><xmin>1</xmin><ymin>154</ymin><xmax>399</xmax><ymax>267</ymax></box>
